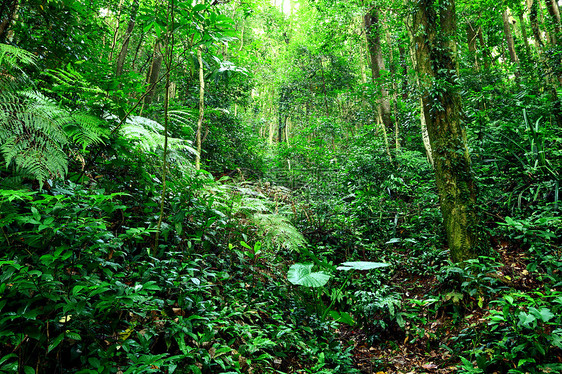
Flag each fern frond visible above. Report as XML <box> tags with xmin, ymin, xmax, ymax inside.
<box><xmin>0</xmin><ymin>85</ymin><xmax>68</xmax><ymax>187</ymax></box>
<box><xmin>0</xmin><ymin>43</ymin><xmax>37</xmax><ymax>72</ymax></box>
<box><xmin>120</xmin><ymin>115</ymin><xmax>197</xmax><ymax>165</ymax></box>
<box><xmin>168</xmin><ymin>109</ymin><xmax>196</xmax><ymax>127</ymax></box>
<box><xmin>65</xmin><ymin>113</ymin><xmax>108</xmax><ymax>149</ymax></box>
<box><xmin>252</xmin><ymin>213</ymin><xmax>306</xmax><ymax>251</ymax></box>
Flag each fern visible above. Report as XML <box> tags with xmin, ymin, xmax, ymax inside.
<box><xmin>0</xmin><ymin>88</ymin><xmax>69</xmax><ymax>186</ymax></box>
<box><xmin>119</xmin><ymin>115</ymin><xmax>197</xmax><ymax>172</ymax></box>
<box><xmin>0</xmin><ymin>43</ymin><xmax>37</xmax><ymax>73</ymax></box>
<box><xmin>65</xmin><ymin>113</ymin><xmax>108</xmax><ymax>149</ymax></box>
<box><xmin>0</xmin><ymin>44</ymin><xmax>108</xmax><ymax>187</ymax></box>
<box><xmin>251</xmin><ymin>213</ymin><xmax>306</xmax><ymax>251</ymax></box>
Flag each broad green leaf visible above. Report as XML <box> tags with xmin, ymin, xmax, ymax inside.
<box><xmin>0</xmin><ymin>353</ymin><xmax>17</xmax><ymax>366</ymax></box>
<box><xmin>287</xmin><ymin>263</ymin><xmax>330</xmax><ymax>288</ymax></box>
<box><xmin>336</xmin><ymin>261</ymin><xmax>389</xmax><ymax>271</ymax></box>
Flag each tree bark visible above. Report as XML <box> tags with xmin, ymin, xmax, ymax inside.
<box><xmin>530</xmin><ymin>0</ymin><xmax>544</xmax><ymax>49</ymax></box>
<box><xmin>517</xmin><ymin>12</ymin><xmax>532</xmax><ymax>57</ymax></box>
<box><xmin>0</xmin><ymin>0</ymin><xmax>18</xmax><ymax>42</ymax></box>
<box><xmin>545</xmin><ymin>0</ymin><xmax>561</xmax><ymax>43</ymax></box>
<box><xmin>109</xmin><ymin>0</ymin><xmax>125</xmax><ymax>62</ymax></box>
<box><xmin>364</xmin><ymin>7</ymin><xmax>392</xmax><ymax>132</ymax></box>
<box><xmin>143</xmin><ymin>42</ymin><xmax>163</xmax><ymax>107</ymax></box>
<box><xmin>466</xmin><ymin>20</ymin><xmax>480</xmax><ymax>71</ymax></box>
<box><xmin>195</xmin><ymin>45</ymin><xmax>205</xmax><ymax>170</ymax></box>
<box><xmin>116</xmin><ymin>0</ymin><xmax>139</xmax><ymax>77</ymax></box>
<box><xmin>412</xmin><ymin>0</ymin><xmax>483</xmax><ymax>263</ymax></box>
<box><xmin>502</xmin><ymin>9</ymin><xmax>519</xmax><ymax>64</ymax></box>
<box><xmin>404</xmin><ymin>2</ymin><xmax>433</xmax><ymax>165</ymax></box>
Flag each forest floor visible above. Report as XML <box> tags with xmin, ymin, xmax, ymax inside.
<box><xmin>338</xmin><ymin>242</ymin><xmax>550</xmax><ymax>374</ymax></box>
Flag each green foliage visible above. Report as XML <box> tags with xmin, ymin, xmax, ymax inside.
<box><xmin>0</xmin><ymin>180</ymin><xmax>358</xmax><ymax>373</ymax></box>
<box><xmin>353</xmin><ymin>286</ymin><xmax>405</xmax><ymax>332</ymax></box>
<box><xmin>0</xmin><ymin>43</ymin><xmax>37</xmax><ymax>72</ymax></box>
<box><xmin>458</xmin><ymin>290</ymin><xmax>562</xmax><ymax>373</ymax></box>
<box><xmin>288</xmin><ymin>263</ymin><xmax>331</xmax><ymax>288</ymax></box>
<box><xmin>0</xmin><ymin>45</ymin><xmax>108</xmax><ymax>188</ymax></box>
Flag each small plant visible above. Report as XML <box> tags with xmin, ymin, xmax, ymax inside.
<box><xmin>437</xmin><ymin>256</ymin><xmax>508</xmax><ymax>309</ymax></box>
<box><xmin>458</xmin><ymin>290</ymin><xmax>562</xmax><ymax>373</ymax></box>
<box><xmin>287</xmin><ymin>260</ymin><xmax>390</xmax><ymax>325</ymax></box>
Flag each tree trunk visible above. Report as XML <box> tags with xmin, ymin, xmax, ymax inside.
<box><xmin>412</xmin><ymin>0</ymin><xmax>483</xmax><ymax>263</ymax></box>
<box><xmin>398</xmin><ymin>44</ymin><xmax>408</xmax><ymax>100</ymax></box>
<box><xmin>476</xmin><ymin>21</ymin><xmax>490</xmax><ymax>68</ymax></box>
<box><xmin>517</xmin><ymin>12</ymin><xmax>532</xmax><ymax>57</ymax></box>
<box><xmin>0</xmin><ymin>0</ymin><xmax>18</xmax><ymax>42</ymax></box>
<box><xmin>545</xmin><ymin>0</ymin><xmax>561</xmax><ymax>43</ymax></box>
<box><xmin>116</xmin><ymin>0</ymin><xmax>139</xmax><ymax>77</ymax></box>
<box><xmin>404</xmin><ymin>2</ymin><xmax>434</xmax><ymax>165</ymax></box>
<box><xmin>502</xmin><ymin>9</ymin><xmax>519</xmax><ymax>64</ymax></box>
<box><xmin>364</xmin><ymin>7</ymin><xmax>392</xmax><ymax>132</ymax></box>
<box><xmin>195</xmin><ymin>45</ymin><xmax>205</xmax><ymax>170</ymax></box>
<box><xmin>154</xmin><ymin>0</ymin><xmax>174</xmax><ymax>253</ymax></box>
<box><xmin>530</xmin><ymin>0</ymin><xmax>544</xmax><ymax>50</ymax></box>
<box><xmin>109</xmin><ymin>0</ymin><xmax>125</xmax><ymax>62</ymax></box>
<box><xmin>466</xmin><ymin>20</ymin><xmax>480</xmax><ymax>71</ymax></box>
<box><xmin>143</xmin><ymin>42</ymin><xmax>163</xmax><ymax>107</ymax></box>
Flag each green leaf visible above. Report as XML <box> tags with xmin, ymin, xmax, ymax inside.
<box><xmin>287</xmin><ymin>263</ymin><xmax>330</xmax><ymax>288</ymax></box>
<box><xmin>88</xmin><ymin>357</ymin><xmax>101</xmax><ymax>369</ymax></box>
<box><xmin>66</xmin><ymin>331</ymin><xmax>81</xmax><ymax>341</ymax></box>
<box><xmin>193</xmin><ymin>3</ymin><xmax>206</xmax><ymax>12</ymax></box>
<box><xmin>141</xmin><ymin>281</ymin><xmax>161</xmax><ymax>291</ymax></box>
<box><xmin>23</xmin><ymin>366</ymin><xmax>35</xmax><ymax>374</ymax></box>
<box><xmin>0</xmin><ymin>353</ymin><xmax>17</xmax><ymax>366</ymax></box>
<box><xmin>530</xmin><ymin>307</ymin><xmax>554</xmax><ymax>323</ymax></box>
<box><xmin>328</xmin><ymin>310</ymin><xmax>356</xmax><ymax>326</ymax></box>
<box><xmin>336</xmin><ymin>261</ymin><xmax>389</xmax><ymax>271</ymax></box>
<box><xmin>518</xmin><ymin>311</ymin><xmax>536</xmax><ymax>328</ymax></box>
<box><xmin>47</xmin><ymin>333</ymin><xmax>64</xmax><ymax>353</ymax></box>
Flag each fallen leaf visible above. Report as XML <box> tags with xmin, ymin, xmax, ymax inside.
<box><xmin>422</xmin><ymin>363</ymin><xmax>438</xmax><ymax>370</ymax></box>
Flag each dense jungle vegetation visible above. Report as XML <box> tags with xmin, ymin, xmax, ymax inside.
<box><xmin>1</xmin><ymin>0</ymin><xmax>562</xmax><ymax>372</ymax></box>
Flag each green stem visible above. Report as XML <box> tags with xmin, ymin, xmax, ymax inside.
<box><xmin>321</xmin><ymin>272</ymin><xmax>352</xmax><ymax>321</ymax></box>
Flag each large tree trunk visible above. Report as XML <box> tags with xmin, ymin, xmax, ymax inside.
<box><xmin>116</xmin><ymin>0</ymin><xmax>139</xmax><ymax>77</ymax></box>
<box><xmin>364</xmin><ymin>7</ymin><xmax>392</xmax><ymax>132</ymax></box>
<box><xmin>412</xmin><ymin>0</ymin><xmax>483</xmax><ymax>263</ymax></box>
<box><xmin>404</xmin><ymin>3</ymin><xmax>433</xmax><ymax>165</ymax></box>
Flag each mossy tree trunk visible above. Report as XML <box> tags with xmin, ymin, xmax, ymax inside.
<box><xmin>412</xmin><ymin>0</ymin><xmax>483</xmax><ymax>263</ymax></box>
